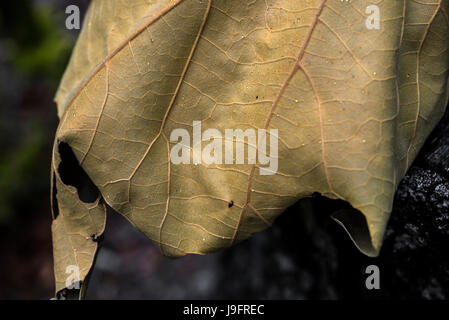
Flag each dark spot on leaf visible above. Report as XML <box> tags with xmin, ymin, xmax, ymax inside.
<box><xmin>58</xmin><ymin>142</ymin><xmax>99</xmax><ymax>203</ymax></box>
<box><xmin>255</xmin><ymin>96</ymin><xmax>258</xmax><ymax>99</ymax></box>
<box><xmin>228</xmin><ymin>200</ymin><xmax>234</xmax><ymax>208</ymax></box>
<box><xmin>90</xmin><ymin>234</ymin><xmax>100</xmax><ymax>242</ymax></box>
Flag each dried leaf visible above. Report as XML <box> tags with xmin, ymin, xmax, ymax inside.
<box><xmin>51</xmin><ymin>0</ymin><xmax>449</xmax><ymax>295</ymax></box>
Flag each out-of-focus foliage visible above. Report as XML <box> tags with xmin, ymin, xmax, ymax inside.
<box><xmin>0</xmin><ymin>1</ymin><xmax>72</xmax><ymax>78</ymax></box>
<box><xmin>0</xmin><ymin>0</ymin><xmax>73</xmax><ymax>225</ymax></box>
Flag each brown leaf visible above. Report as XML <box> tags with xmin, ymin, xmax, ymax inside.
<box><xmin>51</xmin><ymin>0</ymin><xmax>449</xmax><ymax>295</ymax></box>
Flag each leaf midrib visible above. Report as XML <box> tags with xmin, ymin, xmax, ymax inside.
<box><xmin>231</xmin><ymin>0</ymin><xmax>329</xmax><ymax>244</ymax></box>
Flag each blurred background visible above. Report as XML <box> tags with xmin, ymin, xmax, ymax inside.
<box><xmin>0</xmin><ymin>0</ymin><xmax>89</xmax><ymax>299</ymax></box>
<box><xmin>0</xmin><ymin>0</ymin><xmax>448</xmax><ymax>300</ymax></box>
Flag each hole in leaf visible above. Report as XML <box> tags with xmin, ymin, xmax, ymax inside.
<box><xmin>52</xmin><ymin>174</ymin><xmax>59</xmax><ymax>219</ymax></box>
<box><xmin>57</xmin><ymin>142</ymin><xmax>99</xmax><ymax>203</ymax></box>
